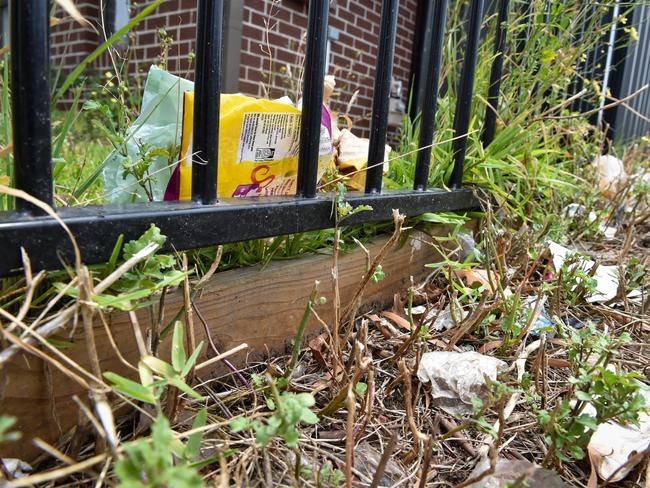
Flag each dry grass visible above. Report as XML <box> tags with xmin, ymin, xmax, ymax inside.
<box><xmin>0</xmin><ymin>174</ymin><xmax>647</xmax><ymax>487</ymax></box>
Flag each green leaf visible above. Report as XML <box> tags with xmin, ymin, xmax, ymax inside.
<box><xmin>104</xmin><ymin>372</ymin><xmax>156</xmax><ymax>404</ymax></box>
<box><xmin>0</xmin><ymin>416</ymin><xmax>20</xmax><ymax>443</ymax></box>
<box><xmin>167</xmin><ymin>376</ymin><xmax>205</xmax><ymax>401</ymax></box>
<box><xmin>296</xmin><ymin>393</ymin><xmax>315</xmax><ymax>408</ymax></box>
<box><xmin>181</xmin><ymin>342</ymin><xmax>204</xmax><ymax>378</ymax></box>
<box><xmin>82</xmin><ymin>99</ymin><xmax>102</xmax><ymax>111</ymax></box>
<box><xmin>53</xmin><ymin>88</ymin><xmax>82</xmax><ymax>158</ymax></box>
<box><xmin>185</xmin><ymin>408</ymin><xmax>207</xmax><ymax>460</ymax></box>
<box><xmin>300</xmin><ymin>409</ymin><xmax>319</xmax><ymax>425</ymax></box>
<box><xmin>575</xmin><ymin>414</ymin><xmax>598</xmax><ymax>430</ymax></box>
<box><xmin>282</xmin><ymin>429</ymin><xmax>300</xmax><ymax>447</ymax></box>
<box><xmin>188</xmin><ymin>455</ymin><xmax>219</xmax><ymax>470</ymax></box>
<box><xmin>106</xmin><ymin>234</ymin><xmax>124</xmax><ymax>275</ymax></box>
<box><xmin>123</xmin><ymin>224</ymin><xmax>166</xmax><ymax>259</ymax></box>
<box><xmin>230</xmin><ymin>417</ymin><xmax>249</xmax><ymax>433</ymax></box>
<box><xmin>142</xmin><ymin>356</ymin><xmax>176</xmax><ymax>378</ymax></box>
<box><xmin>417</xmin><ymin>212</ymin><xmax>469</xmax><ymax>225</ymax></box>
<box><xmin>575</xmin><ymin>390</ymin><xmax>592</xmax><ymax>402</ymax></box>
<box><xmin>541</xmin><ymin>49</ymin><xmax>557</xmax><ymax>65</ymax></box>
<box><xmin>46</xmin><ymin>338</ymin><xmax>75</xmax><ymax>349</ymax></box>
<box><xmin>172</xmin><ymin>321</ymin><xmax>187</xmax><ymax>373</ymax></box>
<box><xmin>569</xmin><ymin>444</ymin><xmax>585</xmax><ymax>460</ymax></box>
<box><xmin>138</xmin><ymin>361</ymin><xmax>155</xmax><ymax>387</ymax></box>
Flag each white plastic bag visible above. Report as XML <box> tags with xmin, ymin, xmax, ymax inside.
<box><xmin>417</xmin><ymin>351</ymin><xmax>507</xmax><ymax>415</ymax></box>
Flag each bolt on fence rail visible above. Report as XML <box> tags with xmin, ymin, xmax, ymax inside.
<box><xmin>0</xmin><ymin>0</ymin><xmax>506</xmax><ymax>277</ymax></box>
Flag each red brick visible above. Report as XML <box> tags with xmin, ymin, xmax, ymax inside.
<box><xmin>50</xmin><ymin>0</ymin><xmax>419</xmax><ymax>133</ymax></box>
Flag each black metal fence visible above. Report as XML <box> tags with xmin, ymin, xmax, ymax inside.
<box><xmin>603</xmin><ymin>2</ymin><xmax>650</xmax><ymax>142</ymax></box>
<box><xmin>568</xmin><ymin>1</ymin><xmax>650</xmax><ymax>142</ymax></box>
<box><xmin>0</xmin><ymin>0</ymin><xmax>510</xmax><ymax>277</ymax></box>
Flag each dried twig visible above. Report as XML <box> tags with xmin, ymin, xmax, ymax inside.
<box><xmin>369</xmin><ymin>431</ymin><xmax>398</xmax><ymax>488</ymax></box>
<box><xmin>340</xmin><ymin>210</ymin><xmax>405</xmax><ymax>333</ymax></box>
<box><xmin>345</xmin><ymin>383</ymin><xmax>356</xmax><ymax>488</ymax></box>
<box><xmin>194</xmin><ymin>343</ymin><xmax>249</xmax><ymax>372</ymax></box>
<box><xmin>399</xmin><ymin>359</ymin><xmax>428</xmax><ymax>456</ymax></box>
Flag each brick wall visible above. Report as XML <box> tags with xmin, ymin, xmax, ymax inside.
<box><xmin>128</xmin><ymin>0</ymin><xmax>197</xmax><ymax>77</ymax></box>
<box><xmin>51</xmin><ymin>0</ymin><xmax>198</xmax><ymax>82</ymax></box>
<box><xmin>240</xmin><ymin>0</ymin><xmax>418</xmax><ymax>135</ymax></box>
<box><xmin>50</xmin><ymin>0</ymin><xmax>418</xmax><ymax>136</ymax></box>
<box><xmin>51</xmin><ymin>2</ymin><xmax>100</xmax><ymax>73</ymax></box>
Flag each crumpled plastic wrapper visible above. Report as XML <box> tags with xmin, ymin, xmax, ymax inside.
<box><xmin>467</xmin><ymin>458</ymin><xmax>568</xmax><ymax>488</ymax></box>
<box><xmin>355</xmin><ymin>443</ymin><xmax>404</xmax><ymax>486</ymax></box>
<box><xmin>593</xmin><ymin>154</ymin><xmax>627</xmax><ymax>198</ymax></box>
<box><xmin>587</xmin><ymin>387</ymin><xmax>650</xmax><ymax>482</ymax></box>
<box><xmin>548</xmin><ymin>241</ymin><xmax>619</xmax><ymax>303</ymax></box>
<box><xmin>103</xmin><ymin>66</ymin><xmax>194</xmax><ymax>203</ymax></box>
<box><xmin>1</xmin><ymin>458</ymin><xmax>33</xmax><ymax>478</ymax></box>
<box><xmin>335</xmin><ymin>129</ymin><xmax>391</xmax><ymax>191</ymax></box>
<box><xmin>417</xmin><ymin>351</ymin><xmax>507</xmax><ymax>415</ymax></box>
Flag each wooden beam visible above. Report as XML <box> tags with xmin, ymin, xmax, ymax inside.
<box><xmin>0</xmin><ymin>228</ymin><xmax>457</xmax><ymax>460</ymax></box>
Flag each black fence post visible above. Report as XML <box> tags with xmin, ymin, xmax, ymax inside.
<box><xmin>0</xmin><ymin>0</ymin><xmax>483</xmax><ymax>278</ymax></box>
<box><xmin>413</xmin><ymin>0</ymin><xmax>449</xmax><ymax>191</ymax></box>
<box><xmin>297</xmin><ymin>0</ymin><xmax>329</xmax><ymax>199</ymax></box>
<box><xmin>481</xmin><ymin>0</ymin><xmax>509</xmax><ymax>147</ymax></box>
<box><xmin>365</xmin><ymin>0</ymin><xmax>400</xmax><ymax>194</ymax></box>
<box><xmin>516</xmin><ymin>0</ymin><xmax>533</xmax><ymax>57</ymax></box>
<box><xmin>409</xmin><ymin>0</ymin><xmax>436</xmax><ymax>120</ymax></box>
<box><xmin>449</xmin><ymin>0</ymin><xmax>485</xmax><ymax>189</ymax></box>
<box><xmin>10</xmin><ymin>0</ymin><xmax>53</xmax><ymax>212</ymax></box>
<box><xmin>192</xmin><ymin>0</ymin><xmax>223</xmax><ymax>205</ymax></box>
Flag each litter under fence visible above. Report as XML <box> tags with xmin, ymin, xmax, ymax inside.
<box><xmin>0</xmin><ymin>0</ymin><xmax>635</xmax><ymax>276</ymax></box>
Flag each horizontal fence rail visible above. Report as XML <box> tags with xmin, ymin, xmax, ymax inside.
<box><xmin>0</xmin><ymin>0</ymin><xmax>492</xmax><ymax>277</ymax></box>
<box><xmin>0</xmin><ymin>191</ymin><xmax>477</xmax><ymax>274</ymax></box>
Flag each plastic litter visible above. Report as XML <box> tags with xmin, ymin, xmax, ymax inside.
<box><xmin>103</xmin><ymin>66</ymin><xmax>333</xmax><ymax>202</ymax></box>
<box><xmin>563</xmin><ymin>204</ymin><xmax>618</xmax><ymax>239</ymax></box>
<box><xmin>410</xmin><ymin>302</ymin><xmax>467</xmax><ymax>332</ymax></box>
<box><xmin>172</xmin><ymin>91</ymin><xmax>332</xmax><ymax>198</ymax></box>
<box><xmin>103</xmin><ymin>66</ymin><xmax>193</xmax><ymax>203</ymax></box>
<box><xmin>431</xmin><ymin>304</ymin><xmax>467</xmax><ymax>332</ymax></box>
<box><xmin>599</xmin><ymin>224</ymin><xmax>617</xmax><ymax>240</ymax></box>
<box><xmin>410</xmin><ymin>305</ymin><xmax>427</xmax><ymax>315</ymax></box>
<box><xmin>355</xmin><ymin>442</ymin><xmax>404</xmax><ymax>486</ymax></box>
<box><xmin>593</xmin><ymin>154</ymin><xmax>627</xmax><ymax>198</ymax></box>
<box><xmin>563</xmin><ymin>203</ymin><xmax>597</xmax><ymax>223</ymax></box>
<box><xmin>1</xmin><ymin>458</ymin><xmax>33</xmax><ymax>478</ymax></box>
<box><xmin>467</xmin><ymin>458</ymin><xmax>568</xmax><ymax>488</ymax></box>
<box><xmin>548</xmin><ymin>241</ymin><xmax>619</xmax><ymax>303</ymax></box>
<box><xmin>457</xmin><ymin>232</ymin><xmax>479</xmax><ymax>262</ymax></box>
<box><xmin>586</xmin><ymin>387</ymin><xmax>650</xmax><ymax>482</ymax></box>
<box><xmin>519</xmin><ymin>296</ymin><xmax>554</xmax><ymax>337</ymax></box>
<box><xmin>334</xmin><ymin>128</ymin><xmax>391</xmax><ymax>190</ymax></box>
<box><xmin>417</xmin><ymin>351</ymin><xmax>507</xmax><ymax>415</ymax></box>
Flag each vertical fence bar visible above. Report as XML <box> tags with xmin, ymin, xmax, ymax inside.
<box><xmin>449</xmin><ymin>0</ymin><xmax>484</xmax><ymax>189</ymax></box>
<box><xmin>296</xmin><ymin>0</ymin><xmax>329</xmax><ymax>199</ymax></box>
<box><xmin>192</xmin><ymin>0</ymin><xmax>223</xmax><ymax>205</ymax></box>
<box><xmin>408</xmin><ymin>0</ymin><xmax>433</xmax><ymax>121</ymax></box>
<box><xmin>413</xmin><ymin>0</ymin><xmax>448</xmax><ymax>191</ymax></box>
<box><xmin>365</xmin><ymin>0</ymin><xmax>400</xmax><ymax>194</ymax></box>
<box><xmin>596</xmin><ymin>0</ymin><xmax>620</xmax><ymax>130</ymax></box>
<box><xmin>516</xmin><ymin>0</ymin><xmax>532</xmax><ymax>56</ymax></box>
<box><xmin>567</xmin><ymin>2</ymin><xmax>587</xmax><ymax>105</ymax></box>
<box><xmin>481</xmin><ymin>0</ymin><xmax>509</xmax><ymax>147</ymax></box>
<box><xmin>10</xmin><ymin>0</ymin><xmax>53</xmax><ymax>212</ymax></box>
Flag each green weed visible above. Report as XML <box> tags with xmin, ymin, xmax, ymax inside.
<box><xmin>230</xmin><ymin>375</ymin><xmax>319</xmax><ymax>448</ymax></box>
